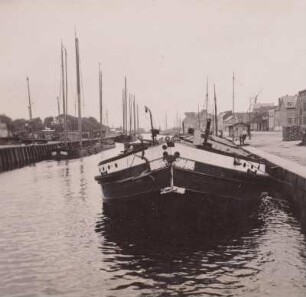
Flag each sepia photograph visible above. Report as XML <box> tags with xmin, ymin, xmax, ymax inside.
<box><xmin>0</xmin><ymin>0</ymin><xmax>306</xmax><ymax>296</ymax></box>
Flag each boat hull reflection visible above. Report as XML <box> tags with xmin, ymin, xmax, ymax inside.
<box><xmin>99</xmin><ymin>193</ymin><xmax>262</xmax><ymax>239</ymax></box>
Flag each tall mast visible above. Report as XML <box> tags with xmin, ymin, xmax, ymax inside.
<box><xmin>205</xmin><ymin>77</ymin><xmax>209</xmax><ymax>112</ymax></box>
<box><xmin>99</xmin><ymin>63</ymin><xmax>103</xmax><ymax>140</ymax></box>
<box><xmin>129</xmin><ymin>94</ymin><xmax>132</xmax><ymax>135</ymax></box>
<box><xmin>197</xmin><ymin>103</ymin><xmax>200</xmax><ymax>129</ymax></box>
<box><xmin>57</xmin><ymin>96</ymin><xmax>60</xmax><ymax>118</ymax></box>
<box><xmin>232</xmin><ymin>72</ymin><xmax>235</xmax><ymax>114</ymax></box>
<box><xmin>75</xmin><ymin>33</ymin><xmax>82</xmax><ymax>148</ymax></box>
<box><xmin>26</xmin><ymin>77</ymin><xmax>33</xmax><ymax>122</ymax></box>
<box><xmin>214</xmin><ymin>84</ymin><xmax>218</xmax><ymax>136</ymax></box>
<box><xmin>133</xmin><ymin>95</ymin><xmax>136</xmax><ymax>134</ymax></box>
<box><xmin>122</xmin><ymin>89</ymin><xmax>125</xmax><ymax>133</ymax></box>
<box><xmin>74</xmin><ymin>94</ymin><xmax>77</xmax><ymax>117</ymax></box>
<box><xmin>124</xmin><ymin>76</ymin><xmax>128</xmax><ymax>135</ymax></box>
<box><xmin>136</xmin><ymin>104</ymin><xmax>139</xmax><ymax>133</ymax></box>
<box><xmin>61</xmin><ymin>43</ymin><xmax>67</xmax><ymax>145</ymax></box>
<box><xmin>65</xmin><ymin>48</ymin><xmax>68</xmax><ymax>117</ymax></box>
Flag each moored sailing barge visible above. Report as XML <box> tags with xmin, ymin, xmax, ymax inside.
<box><xmin>50</xmin><ymin>34</ymin><xmax>115</xmax><ymax>160</ymax></box>
<box><xmin>95</xmin><ymin>118</ymin><xmax>270</xmax><ymax>203</ymax></box>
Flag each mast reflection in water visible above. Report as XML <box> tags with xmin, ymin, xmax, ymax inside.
<box><xmin>0</xmin><ymin>151</ymin><xmax>306</xmax><ymax>297</ymax></box>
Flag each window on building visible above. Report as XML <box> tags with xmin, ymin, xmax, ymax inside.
<box><xmin>288</xmin><ymin>118</ymin><xmax>292</xmax><ymax>124</ymax></box>
<box><xmin>304</xmin><ymin>117</ymin><xmax>306</xmax><ymax>125</ymax></box>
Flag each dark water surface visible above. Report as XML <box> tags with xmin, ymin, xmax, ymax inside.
<box><xmin>1</xmin><ymin>147</ymin><xmax>306</xmax><ymax>297</ymax></box>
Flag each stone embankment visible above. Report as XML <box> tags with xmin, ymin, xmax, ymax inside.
<box><xmin>246</xmin><ymin>131</ymin><xmax>306</xmax><ymax>230</ymax></box>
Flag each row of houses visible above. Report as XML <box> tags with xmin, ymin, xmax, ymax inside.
<box><xmin>183</xmin><ymin>88</ymin><xmax>306</xmax><ymax>134</ymax></box>
<box><xmin>182</xmin><ymin>108</ymin><xmax>249</xmax><ymax>136</ymax></box>
<box><xmin>255</xmin><ymin>89</ymin><xmax>306</xmax><ymax>131</ymax></box>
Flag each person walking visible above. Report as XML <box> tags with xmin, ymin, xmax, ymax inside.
<box><xmin>240</xmin><ymin>129</ymin><xmax>247</xmax><ymax>145</ymax></box>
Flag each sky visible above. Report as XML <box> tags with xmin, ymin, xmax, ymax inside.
<box><xmin>0</xmin><ymin>0</ymin><xmax>306</xmax><ymax>129</ymax></box>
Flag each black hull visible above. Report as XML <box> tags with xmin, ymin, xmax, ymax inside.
<box><xmin>173</xmin><ymin>167</ymin><xmax>269</xmax><ymax>200</ymax></box>
<box><xmin>96</xmin><ymin>164</ymin><xmax>271</xmax><ymax>202</ymax></box>
<box><xmin>50</xmin><ymin>143</ymin><xmax>115</xmax><ymax>161</ymax></box>
<box><xmin>114</xmin><ymin>134</ymin><xmax>137</xmax><ymax>143</ymax></box>
<box><xmin>49</xmin><ymin>148</ymin><xmax>85</xmax><ymax>160</ymax></box>
<box><xmin>98</xmin><ymin>165</ymin><xmax>171</xmax><ymax>200</ymax></box>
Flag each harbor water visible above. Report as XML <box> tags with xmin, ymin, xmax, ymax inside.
<box><xmin>1</xmin><ymin>146</ymin><xmax>306</xmax><ymax>297</ymax></box>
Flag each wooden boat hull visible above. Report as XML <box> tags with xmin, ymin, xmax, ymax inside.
<box><xmin>95</xmin><ymin>141</ymin><xmax>271</xmax><ymax>202</ymax></box>
<box><xmin>114</xmin><ymin>134</ymin><xmax>137</xmax><ymax>143</ymax></box>
<box><xmin>50</xmin><ymin>143</ymin><xmax>115</xmax><ymax>161</ymax></box>
<box><xmin>96</xmin><ymin>165</ymin><xmax>269</xmax><ymax>201</ymax></box>
<box><xmin>50</xmin><ymin>147</ymin><xmax>84</xmax><ymax>160</ymax></box>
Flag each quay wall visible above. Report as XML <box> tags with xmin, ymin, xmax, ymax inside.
<box><xmin>0</xmin><ymin>139</ymin><xmax>104</xmax><ymax>173</ymax></box>
<box><xmin>246</xmin><ymin>146</ymin><xmax>306</xmax><ymax>230</ymax></box>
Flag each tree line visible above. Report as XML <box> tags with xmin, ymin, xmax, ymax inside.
<box><xmin>0</xmin><ymin>114</ymin><xmax>110</xmax><ymax>136</ymax></box>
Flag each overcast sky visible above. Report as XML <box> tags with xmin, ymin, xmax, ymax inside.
<box><xmin>1</xmin><ymin>0</ymin><xmax>306</xmax><ymax>129</ymax></box>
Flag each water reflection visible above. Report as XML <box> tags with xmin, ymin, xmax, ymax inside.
<box><xmin>79</xmin><ymin>162</ymin><xmax>87</xmax><ymax>200</ymax></box>
<box><xmin>1</xmin><ymin>148</ymin><xmax>306</xmax><ymax>297</ymax></box>
<box><xmin>96</xmin><ymin>196</ymin><xmax>265</xmax><ymax>296</ymax></box>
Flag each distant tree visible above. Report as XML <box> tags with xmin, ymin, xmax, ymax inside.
<box><xmin>3</xmin><ymin>113</ymin><xmax>112</xmax><ymax>136</ymax></box>
<box><xmin>88</xmin><ymin>116</ymin><xmax>99</xmax><ymax>127</ymax></box>
<box><xmin>11</xmin><ymin>118</ymin><xmax>28</xmax><ymax>134</ymax></box>
<box><xmin>43</xmin><ymin>116</ymin><xmax>54</xmax><ymax>128</ymax></box>
<box><xmin>31</xmin><ymin>117</ymin><xmax>44</xmax><ymax>131</ymax></box>
<box><xmin>0</xmin><ymin>114</ymin><xmax>13</xmax><ymax>133</ymax></box>
<box><xmin>81</xmin><ymin>116</ymin><xmax>110</xmax><ymax>134</ymax></box>
<box><xmin>82</xmin><ymin>117</ymin><xmax>99</xmax><ymax>132</ymax></box>
<box><xmin>66</xmin><ymin>114</ymin><xmax>78</xmax><ymax>131</ymax></box>
<box><xmin>1</xmin><ymin>114</ymin><xmax>113</xmax><ymax>139</ymax></box>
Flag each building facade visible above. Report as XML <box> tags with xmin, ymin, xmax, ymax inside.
<box><xmin>217</xmin><ymin>111</ymin><xmax>232</xmax><ymax>133</ymax></box>
<box><xmin>251</xmin><ymin>103</ymin><xmax>275</xmax><ymax>131</ymax></box>
<box><xmin>183</xmin><ymin>109</ymin><xmax>211</xmax><ymax>132</ymax></box>
<box><xmin>278</xmin><ymin>95</ymin><xmax>298</xmax><ymax>127</ymax></box>
<box><xmin>296</xmin><ymin>90</ymin><xmax>306</xmax><ymax>128</ymax></box>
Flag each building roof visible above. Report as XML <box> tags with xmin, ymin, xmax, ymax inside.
<box><xmin>184</xmin><ymin>112</ymin><xmax>197</xmax><ymax>118</ymax></box>
<box><xmin>253</xmin><ymin>103</ymin><xmax>275</xmax><ymax>111</ymax></box>
<box><xmin>220</xmin><ymin>110</ymin><xmax>232</xmax><ymax>120</ymax></box>
<box><xmin>234</xmin><ymin>112</ymin><xmax>250</xmax><ymax>123</ymax></box>
<box><xmin>279</xmin><ymin>95</ymin><xmax>297</xmax><ymax>109</ymax></box>
<box><xmin>223</xmin><ymin>115</ymin><xmax>234</xmax><ymax>123</ymax></box>
<box><xmin>223</xmin><ymin>112</ymin><xmax>250</xmax><ymax>125</ymax></box>
<box><xmin>298</xmin><ymin>89</ymin><xmax>306</xmax><ymax>95</ymax></box>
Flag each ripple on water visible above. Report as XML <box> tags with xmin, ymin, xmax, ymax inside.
<box><xmin>0</xmin><ymin>152</ymin><xmax>306</xmax><ymax>297</ymax></box>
